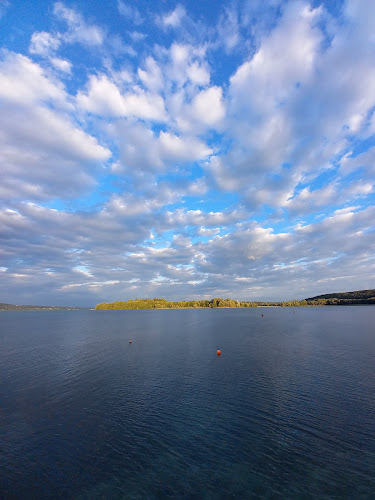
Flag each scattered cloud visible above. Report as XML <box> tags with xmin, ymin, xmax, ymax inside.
<box><xmin>76</xmin><ymin>73</ymin><xmax>167</xmax><ymax>121</ymax></box>
<box><xmin>117</xmin><ymin>1</ymin><xmax>144</xmax><ymax>25</ymax></box>
<box><xmin>0</xmin><ymin>52</ymin><xmax>110</xmax><ymax>202</ymax></box>
<box><xmin>0</xmin><ymin>0</ymin><xmax>374</xmax><ymax>305</ymax></box>
<box><xmin>29</xmin><ymin>31</ymin><xmax>61</xmax><ymax>57</ymax></box>
<box><xmin>53</xmin><ymin>2</ymin><xmax>104</xmax><ymax>45</ymax></box>
<box><xmin>162</xmin><ymin>5</ymin><xmax>186</xmax><ymax>29</ymax></box>
<box><xmin>217</xmin><ymin>6</ymin><xmax>241</xmax><ymax>53</ymax></box>
<box><xmin>111</xmin><ymin>120</ymin><xmax>212</xmax><ymax>177</ymax></box>
<box><xmin>50</xmin><ymin>57</ymin><xmax>72</xmax><ymax>73</ymax></box>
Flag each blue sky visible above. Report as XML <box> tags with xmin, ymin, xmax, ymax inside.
<box><xmin>0</xmin><ymin>0</ymin><xmax>374</xmax><ymax>306</ymax></box>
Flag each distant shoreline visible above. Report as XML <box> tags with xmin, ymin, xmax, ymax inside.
<box><xmin>2</xmin><ymin>290</ymin><xmax>374</xmax><ymax>311</ymax></box>
<box><xmin>0</xmin><ymin>303</ymin><xmax>375</xmax><ymax>312</ymax></box>
<box><xmin>95</xmin><ymin>291</ymin><xmax>375</xmax><ymax>310</ymax></box>
<box><xmin>0</xmin><ymin>305</ymin><xmax>86</xmax><ymax>311</ymax></box>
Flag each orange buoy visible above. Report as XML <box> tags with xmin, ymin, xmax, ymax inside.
<box><xmin>216</xmin><ymin>349</ymin><xmax>221</xmax><ymax>356</ymax></box>
<box><xmin>129</xmin><ymin>340</ymin><xmax>132</xmax><ymax>344</ymax></box>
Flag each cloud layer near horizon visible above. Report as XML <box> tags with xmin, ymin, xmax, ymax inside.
<box><xmin>0</xmin><ymin>0</ymin><xmax>374</xmax><ymax>306</ymax></box>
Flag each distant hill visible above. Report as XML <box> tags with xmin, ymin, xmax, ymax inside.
<box><xmin>305</xmin><ymin>289</ymin><xmax>375</xmax><ymax>305</ymax></box>
<box><xmin>0</xmin><ymin>303</ymin><xmax>83</xmax><ymax>311</ymax></box>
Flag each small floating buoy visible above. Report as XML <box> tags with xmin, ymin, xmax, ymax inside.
<box><xmin>129</xmin><ymin>340</ymin><xmax>132</xmax><ymax>344</ymax></box>
<box><xmin>217</xmin><ymin>349</ymin><xmax>221</xmax><ymax>356</ymax></box>
<box><xmin>261</xmin><ymin>314</ymin><xmax>263</xmax><ymax>317</ymax></box>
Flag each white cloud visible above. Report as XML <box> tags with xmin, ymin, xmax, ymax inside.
<box><xmin>285</xmin><ymin>184</ymin><xmax>335</xmax><ymax>212</ymax></box>
<box><xmin>230</xmin><ymin>3</ymin><xmax>322</xmax><ymax>113</ymax></box>
<box><xmin>0</xmin><ymin>52</ymin><xmax>68</xmax><ymax>106</ymax></box>
<box><xmin>112</xmin><ymin>120</ymin><xmax>212</xmax><ymax>176</ymax></box>
<box><xmin>122</xmin><ymin>91</ymin><xmax>165</xmax><ymax>122</ymax></box>
<box><xmin>28</xmin><ymin>31</ymin><xmax>72</xmax><ymax>74</ymax></box>
<box><xmin>130</xmin><ymin>31</ymin><xmax>147</xmax><ymax>42</ymax></box>
<box><xmin>50</xmin><ymin>57</ymin><xmax>72</xmax><ymax>73</ymax></box>
<box><xmin>202</xmin><ymin>0</ymin><xmax>375</xmax><ymax>217</ymax></box>
<box><xmin>285</xmin><ymin>179</ymin><xmax>374</xmax><ymax>216</ymax></box>
<box><xmin>137</xmin><ymin>57</ymin><xmax>163</xmax><ymax>92</ymax></box>
<box><xmin>166</xmin><ymin>85</ymin><xmax>224</xmax><ymax>134</ymax></box>
<box><xmin>0</xmin><ymin>53</ymin><xmax>110</xmax><ymax>201</ymax></box>
<box><xmin>158</xmin><ymin>131</ymin><xmax>212</xmax><ymax>161</ymax></box>
<box><xmin>76</xmin><ymin>74</ymin><xmax>127</xmax><ymax>116</ymax></box>
<box><xmin>0</xmin><ymin>104</ymin><xmax>110</xmax><ymax>200</ymax></box>
<box><xmin>1</xmin><ymin>0</ymin><xmax>375</xmax><ymax>305</ymax></box>
<box><xmin>29</xmin><ymin>31</ymin><xmax>61</xmax><ymax>56</ymax></box>
<box><xmin>340</xmin><ymin>147</ymin><xmax>375</xmax><ymax>176</ymax></box>
<box><xmin>197</xmin><ymin>227</ymin><xmax>221</xmax><ymax>237</ymax></box>
<box><xmin>1</xmin><ymin>199</ymin><xmax>374</xmax><ymax>305</ymax></box>
<box><xmin>217</xmin><ymin>6</ymin><xmax>241</xmax><ymax>53</ymax></box>
<box><xmin>164</xmin><ymin>208</ymin><xmax>245</xmax><ymax>228</ymax></box>
<box><xmin>53</xmin><ymin>2</ymin><xmax>104</xmax><ymax>45</ymax></box>
<box><xmin>165</xmin><ymin>43</ymin><xmax>210</xmax><ymax>89</ymax></box>
<box><xmin>77</xmin><ymin>74</ymin><xmax>167</xmax><ymax>121</ymax></box>
<box><xmin>186</xmin><ymin>61</ymin><xmax>210</xmax><ymax>86</ymax></box>
<box><xmin>190</xmin><ymin>86</ymin><xmax>225</xmax><ymax>127</ymax></box>
<box><xmin>162</xmin><ymin>5</ymin><xmax>186</xmax><ymax>28</ymax></box>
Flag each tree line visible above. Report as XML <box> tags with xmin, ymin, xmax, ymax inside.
<box><xmin>95</xmin><ymin>298</ymin><xmax>257</xmax><ymax>310</ymax></box>
<box><xmin>95</xmin><ymin>291</ymin><xmax>375</xmax><ymax>310</ymax></box>
<box><xmin>95</xmin><ymin>298</ymin><xmax>311</xmax><ymax>310</ymax></box>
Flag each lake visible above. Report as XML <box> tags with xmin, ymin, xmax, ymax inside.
<box><xmin>1</xmin><ymin>307</ymin><xmax>375</xmax><ymax>499</ymax></box>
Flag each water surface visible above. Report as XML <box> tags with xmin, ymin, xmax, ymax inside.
<box><xmin>1</xmin><ymin>307</ymin><xmax>374</xmax><ymax>498</ymax></box>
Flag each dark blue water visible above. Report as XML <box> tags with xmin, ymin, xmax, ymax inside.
<box><xmin>1</xmin><ymin>307</ymin><xmax>375</xmax><ymax>499</ymax></box>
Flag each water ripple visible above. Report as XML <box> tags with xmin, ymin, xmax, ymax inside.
<box><xmin>1</xmin><ymin>308</ymin><xmax>375</xmax><ymax>498</ymax></box>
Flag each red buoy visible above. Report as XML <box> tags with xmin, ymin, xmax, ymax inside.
<box><xmin>217</xmin><ymin>349</ymin><xmax>221</xmax><ymax>356</ymax></box>
<box><xmin>261</xmin><ymin>314</ymin><xmax>263</xmax><ymax>317</ymax></box>
<box><xmin>129</xmin><ymin>340</ymin><xmax>132</xmax><ymax>344</ymax></box>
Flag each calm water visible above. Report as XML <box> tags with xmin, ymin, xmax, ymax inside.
<box><xmin>0</xmin><ymin>307</ymin><xmax>374</xmax><ymax>499</ymax></box>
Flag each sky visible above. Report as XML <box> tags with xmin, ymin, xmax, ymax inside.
<box><xmin>0</xmin><ymin>0</ymin><xmax>374</xmax><ymax>307</ymax></box>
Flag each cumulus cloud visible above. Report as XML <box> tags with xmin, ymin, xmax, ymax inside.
<box><xmin>29</xmin><ymin>30</ymin><xmax>72</xmax><ymax>73</ymax></box>
<box><xmin>110</xmin><ymin>120</ymin><xmax>212</xmax><ymax>176</ymax></box>
<box><xmin>285</xmin><ymin>179</ymin><xmax>374</xmax><ymax>216</ymax></box>
<box><xmin>192</xmin><ymin>206</ymin><xmax>375</xmax><ymax>298</ymax></box>
<box><xmin>1</xmin><ymin>0</ymin><xmax>374</xmax><ymax>305</ymax></box>
<box><xmin>205</xmin><ymin>0</ymin><xmax>375</xmax><ymax>216</ymax></box>
<box><xmin>165</xmin><ymin>43</ymin><xmax>210</xmax><ymax>89</ymax></box>
<box><xmin>0</xmin><ymin>52</ymin><xmax>68</xmax><ymax>106</ymax></box>
<box><xmin>0</xmin><ymin>53</ymin><xmax>110</xmax><ymax>201</ymax></box>
<box><xmin>77</xmin><ymin>74</ymin><xmax>167</xmax><ymax>121</ymax></box>
<box><xmin>137</xmin><ymin>57</ymin><xmax>164</xmax><ymax>92</ymax></box>
<box><xmin>166</xmin><ymin>84</ymin><xmax>225</xmax><ymax>134</ymax></box>
<box><xmin>340</xmin><ymin>147</ymin><xmax>375</xmax><ymax>176</ymax></box>
<box><xmin>162</xmin><ymin>207</ymin><xmax>245</xmax><ymax>229</ymax></box>
<box><xmin>2</xmin><ymin>200</ymin><xmax>373</xmax><ymax>305</ymax></box>
<box><xmin>190</xmin><ymin>86</ymin><xmax>225</xmax><ymax>127</ymax></box>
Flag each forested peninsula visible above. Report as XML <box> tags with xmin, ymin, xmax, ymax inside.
<box><xmin>95</xmin><ymin>290</ymin><xmax>375</xmax><ymax>310</ymax></box>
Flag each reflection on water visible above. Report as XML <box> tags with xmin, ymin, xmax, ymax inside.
<box><xmin>1</xmin><ymin>307</ymin><xmax>375</xmax><ymax>498</ymax></box>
